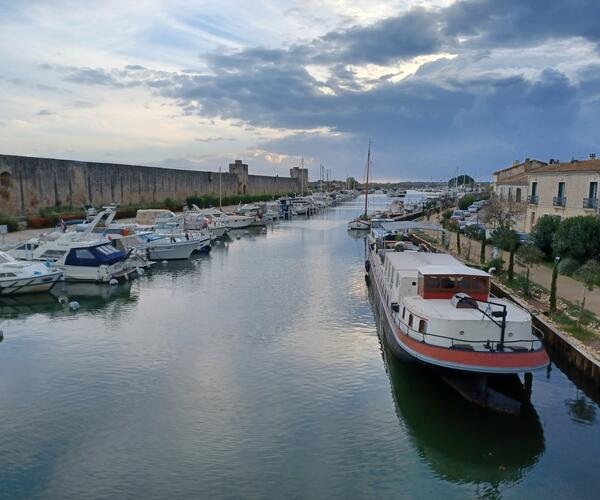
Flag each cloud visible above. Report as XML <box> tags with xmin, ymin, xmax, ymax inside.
<box><xmin>36</xmin><ymin>109</ymin><xmax>56</xmax><ymax>116</ymax></box>
<box><xmin>194</xmin><ymin>136</ymin><xmax>236</xmax><ymax>143</ymax></box>
<box><xmin>5</xmin><ymin>0</ymin><xmax>600</xmax><ymax>179</ymax></box>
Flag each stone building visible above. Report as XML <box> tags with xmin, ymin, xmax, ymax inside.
<box><xmin>524</xmin><ymin>158</ymin><xmax>600</xmax><ymax>232</ymax></box>
<box><xmin>492</xmin><ymin>158</ymin><xmax>547</xmax><ymax>203</ymax></box>
<box><xmin>289</xmin><ymin>166</ymin><xmax>309</xmax><ymax>194</ymax></box>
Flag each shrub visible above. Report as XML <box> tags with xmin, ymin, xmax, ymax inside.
<box><xmin>458</xmin><ymin>194</ymin><xmax>476</xmax><ymax>210</ymax></box>
<box><xmin>552</xmin><ymin>215</ymin><xmax>600</xmax><ymax>263</ymax></box>
<box><xmin>558</xmin><ymin>257</ymin><xmax>580</xmax><ymax>277</ymax></box>
<box><xmin>0</xmin><ymin>212</ymin><xmax>19</xmax><ymax>232</ymax></box>
<box><xmin>530</xmin><ymin>214</ymin><xmax>561</xmax><ymax>258</ymax></box>
<box><xmin>486</xmin><ymin>257</ymin><xmax>504</xmax><ymax>274</ymax></box>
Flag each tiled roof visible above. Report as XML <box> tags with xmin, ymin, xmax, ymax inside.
<box><xmin>494</xmin><ymin>172</ymin><xmax>528</xmax><ymax>185</ymax></box>
<box><xmin>530</xmin><ymin>159</ymin><xmax>600</xmax><ymax>174</ymax></box>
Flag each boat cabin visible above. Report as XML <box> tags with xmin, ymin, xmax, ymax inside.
<box><xmin>63</xmin><ymin>243</ymin><xmax>127</xmax><ymax>267</ymax></box>
<box><xmin>417</xmin><ymin>265</ymin><xmax>489</xmax><ymax>301</ymax></box>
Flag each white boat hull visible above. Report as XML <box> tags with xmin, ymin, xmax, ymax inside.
<box><xmin>348</xmin><ymin>219</ymin><xmax>371</xmax><ymax>230</ymax></box>
<box><xmin>147</xmin><ymin>239</ymin><xmax>198</xmax><ymax>260</ymax></box>
<box><xmin>0</xmin><ymin>271</ymin><xmax>63</xmax><ymax>295</ymax></box>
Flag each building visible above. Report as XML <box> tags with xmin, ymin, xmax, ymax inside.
<box><xmin>525</xmin><ymin>157</ymin><xmax>600</xmax><ymax>232</ymax></box>
<box><xmin>492</xmin><ymin>158</ymin><xmax>547</xmax><ymax>231</ymax></box>
<box><xmin>289</xmin><ymin>166</ymin><xmax>309</xmax><ymax>193</ymax></box>
<box><xmin>492</xmin><ymin>158</ymin><xmax>547</xmax><ymax>203</ymax></box>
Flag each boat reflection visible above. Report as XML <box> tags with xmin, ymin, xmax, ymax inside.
<box><xmin>378</xmin><ymin>328</ymin><xmax>545</xmax><ymax>490</ymax></box>
<box><xmin>0</xmin><ymin>281</ymin><xmax>135</xmax><ymax>318</ymax></box>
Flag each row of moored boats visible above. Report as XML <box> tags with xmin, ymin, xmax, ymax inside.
<box><xmin>0</xmin><ymin>192</ymin><xmax>358</xmax><ymax>296</ymax></box>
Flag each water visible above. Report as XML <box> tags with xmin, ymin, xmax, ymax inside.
<box><xmin>0</xmin><ymin>196</ymin><xmax>598</xmax><ymax>499</ymax></box>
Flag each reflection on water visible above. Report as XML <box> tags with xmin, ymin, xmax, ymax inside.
<box><xmin>380</xmin><ymin>339</ymin><xmax>544</xmax><ymax>492</ymax></box>
<box><xmin>0</xmin><ymin>281</ymin><xmax>135</xmax><ymax>319</ymax></box>
<box><xmin>0</xmin><ymin>196</ymin><xmax>598</xmax><ymax>499</ymax></box>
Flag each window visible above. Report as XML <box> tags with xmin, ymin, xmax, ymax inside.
<box><xmin>531</xmin><ymin>182</ymin><xmax>538</xmax><ymax>198</ymax></box>
<box><xmin>402</xmin><ymin>306</ymin><xmax>406</xmax><ymax>319</ymax></box>
<box><xmin>408</xmin><ymin>314</ymin><xmax>413</xmax><ymax>328</ymax></box>
<box><xmin>418</xmin><ymin>320</ymin><xmax>427</xmax><ymax>334</ymax></box>
<box><xmin>557</xmin><ymin>181</ymin><xmax>565</xmax><ymax>198</ymax></box>
<box><xmin>75</xmin><ymin>249</ymin><xmax>95</xmax><ymax>260</ymax></box>
<box><xmin>40</xmin><ymin>249</ymin><xmax>66</xmax><ymax>259</ymax></box>
<box><xmin>589</xmin><ymin>182</ymin><xmax>598</xmax><ymax>200</ymax></box>
<box><xmin>515</xmin><ymin>188</ymin><xmax>521</xmax><ymax>203</ymax></box>
<box><xmin>530</xmin><ymin>211</ymin><xmax>536</xmax><ymax>228</ymax></box>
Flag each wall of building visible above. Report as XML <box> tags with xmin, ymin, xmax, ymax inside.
<box><xmin>525</xmin><ymin>171</ymin><xmax>600</xmax><ymax>232</ymax></box>
<box><xmin>0</xmin><ymin>154</ymin><xmax>302</xmax><ymax>215</ymax></box>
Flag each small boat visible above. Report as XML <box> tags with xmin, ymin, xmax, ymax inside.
<box><xmin>139</xmin><ymin>233</ymin><xmax>201</xmax><ymax>260</ymax></box>
<box><xmin>9</xmin><ymin>234</ymin><xmax>137</xmax><ymax>282</ymax></box>
<box><xmin>348</xmin><ymin>142</ymin><xmax>373</xmax><ymax>231</ymax></box>
<box><xmin>0</xmin><ymin>251</ymin><xmax>63</xmax><ymax>295</ymax></box>
<box><xmin>191</xmin><ymin>207</ymin><xmax>255</xmax><ymax>229</ymax></box>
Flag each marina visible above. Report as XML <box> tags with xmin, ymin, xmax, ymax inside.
<box><xmin>0</xmin><ymin>195</ymin><xmax>598</xmax><ymax>498</ymax></box>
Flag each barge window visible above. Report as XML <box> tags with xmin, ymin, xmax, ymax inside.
<box><xmin>402</xmin><ymin>306</ymin><xmax>406</xmax><ymax>319</ymax></box>
<box><xmin>408</xmin><ymin>314</ymin><xmax>413</xmax><ymax>328</ymax></box>
<box><xmin>418</xmin><ymin>320</ymin><xmax>427</xmax><ymax>333</ymax></box>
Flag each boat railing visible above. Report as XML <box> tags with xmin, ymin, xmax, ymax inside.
<box><xmin>393</xmin><ymin>311</ymin><xmax>545</xmax><ymax>353</ymax></box>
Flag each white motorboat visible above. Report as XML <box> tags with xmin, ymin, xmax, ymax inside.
<box><xmin>9</xmin><ymin>233</ymin><xmax>137</xmax><ymax>282</ymax></box>
<box><xmin>140</xmin><ymin>233</ymin><xmax>201</xmax><ymax>260</ymax></box>
<box><xmin>0</xmin><ymin>251</ymin><xmax>63</xmax><ymax>295</ymax></box>
<box><xmin>183</xmin><ymin>207</ymin><xmax>229</xmax><ymax>238</ymax></box>
<box><xmin>191</xmin><ymin>207</ymin><xmax>255</xmax><ymax>229</ymax></box>
<box><xmin>347</xmin><ymin>217</ymin><xmax>371</xmax><ymax>230</ymax></box>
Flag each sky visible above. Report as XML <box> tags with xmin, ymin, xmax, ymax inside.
<box><xmin>1</xmin><ymin>0</ymin><xmax>599</xmax><ymax>182</ymax></box>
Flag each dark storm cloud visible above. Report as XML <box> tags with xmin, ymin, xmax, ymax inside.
<box><xmin>44</xmin><ymin>0</ymin><xmax>600</xmax><ymax>176</ymax></box>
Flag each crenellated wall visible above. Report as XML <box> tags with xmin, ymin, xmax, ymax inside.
<box><xmin>0</xmin><ymin>154</ymin><xmax>302</xmax><ymax>215</ymax></box>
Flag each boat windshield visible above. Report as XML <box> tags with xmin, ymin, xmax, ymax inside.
<box><xmin>419</xmin><ymin>274</ymin><xmax>489</xmax><ymax>300</ymax></box>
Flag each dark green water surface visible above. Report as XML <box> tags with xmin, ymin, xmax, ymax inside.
<box><xmin>0</xmin><ymin>197</ymin><xmax>598</xmax><ymax>499</ymax></box>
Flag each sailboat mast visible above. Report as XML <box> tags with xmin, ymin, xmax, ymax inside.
<box><xmin>301</xmin><ymin>156</ymin><xmax>304</xmax><ymax>196</ymax></box>
<box><xmin>364</xmin><ymin>141</ymin><xmax>371</xmax><ymax>217</ymax></box>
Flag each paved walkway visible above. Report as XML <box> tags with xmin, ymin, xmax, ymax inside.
<box><xmin>425</xmin><ymin>215</ymin><xmax>600</xmax><ymax>316</ymax></box>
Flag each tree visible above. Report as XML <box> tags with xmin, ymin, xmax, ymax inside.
<box><xmin>458</xmin><ymin>194</ymin><xmax>476</xmax><ymax>210</ymax></box>
<box><xmin>492</xmin><ymin>226</ymin><xmax>520</xmax><ymax>281</ymax></box>
<box><xmin>448</xmin><ymin>175</ymin><xmax>474</xmax><ymax>187</ymax></box>
<box><xmin>482</xmin><ymin>196</ymin><xmax>526</xmax><ymax>230</ymax></box>
<box><xmin>573</xmin><ymin>260</ymin><xmax>600</xmax><ymax>326</ymax></box>
<box><xmin>549</xmin><ymin>257</ymin><xmax>560</xmax><ymax>313</ymax></box>
<box><xmin>449</xmin><ymin>221</ymin><xmax>461</xmax><ymax>253</ymax></box>
<box><xmin>552</xmin><ymin>216</ymin><xmax>600</xmax><ymax>264</ymax></box>
<box><xmin>516</xmin><ymin>243</ymin><xmax>544</xmax><ymax>297</ymax></box>
<box><xmin>530</xmin><ymin>215</ymin><xmax>561</xmax><ymax>258</ymax></box>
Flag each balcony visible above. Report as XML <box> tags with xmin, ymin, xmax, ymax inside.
<box><xmin>583</xmin><ymin>197</ymin><xmax>598</xmax><ymax>209</ymax></box>
<box><xmin>528</xmin><ymin>195</ymin><xmax>538</xmax><ymax>205</ymax></box>
<box><xmin>553</xmin><ymin>196</ymin><xmax>566</xmax><ymax>207</ymax></box>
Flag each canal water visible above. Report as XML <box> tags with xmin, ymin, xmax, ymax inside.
<box><xmin>0</xmin><ymin>196</ymin><xmax>598</xmax><ymax>499</ymax></box>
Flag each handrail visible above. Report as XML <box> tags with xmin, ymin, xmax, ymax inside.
<box><xmin>394</xmin><ymin>317</ymin><xmax>544</xmax><ymax>352</ymax></box>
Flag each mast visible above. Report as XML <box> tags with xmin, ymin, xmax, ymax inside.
<box><xmin>364</xmin><ymin>141</ymin><xmax>371</xmax><ymax>217</ymax></box>
<box><xmin>219</xmin><ymin>166</ymin><xmax>222</xmax><ymax>209</ymax></box>
<box><xmin>301</xmin><ymin>156</ymin><xmax>304</xmax><ymax>196</ymax></box>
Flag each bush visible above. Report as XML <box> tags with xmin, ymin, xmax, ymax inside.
<box><xmin>486</xmin><ymin>257</ymin><xmax>504</xmax><ymax>274</ymax></box>
<box><xmin>458</xmin><ymin>194</ymin><xmax>476</xmax><ymax>210</ymax></box>
<box><xmin>0</xmin><ymin>213</ymin><xmax>19</xmax><ymax>232</ymax></box>
<box><xmin>185</xmin><ymin>193</ymin><xmax>292</xmax><ymax>209</ymax></box>
<box><xmin>531</xmin><ymin>214</ymin><xmax>561</xmax><ymax>258</ymax></box>
<box><xmin>441</xmin><ymin>209</ymin><xmax>453</xmax><ymax>221</ymax></box>
<box><xmin>552</xmin><ymin>215</ymin><xmax>600</xmax><ymax>263</ymax></box>
<box><xmin>558</xmin><ymin>257</ymin><xmax>580</xmax><ymax>277</ymax></box>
